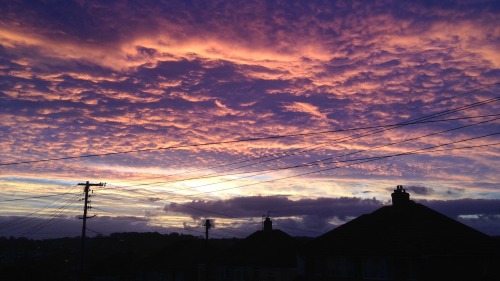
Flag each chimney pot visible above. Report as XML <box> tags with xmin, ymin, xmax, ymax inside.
<box><xmin>392</xmin><ymin>185</ymin><xmax>411</xmax><ymax>206</ymax></box>
<box><xmin>264</xmin><ymin>217</ymin><xmax>273</xmax><ymax>231</ymax></box>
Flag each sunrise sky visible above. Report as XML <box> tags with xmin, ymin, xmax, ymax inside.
<box><xmin>0</xmin><ymin>0</ymin><xmax>499</xmax><ymax>239</ymax></box>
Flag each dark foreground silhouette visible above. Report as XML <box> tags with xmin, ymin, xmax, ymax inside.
<box><xmin>1</xmin><ymin>186</ymin><xmax>499</xmax><ymax>281</ymax></box>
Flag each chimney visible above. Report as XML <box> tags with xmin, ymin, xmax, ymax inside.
<box><xmin>263</xmin><ymin>217</ymin><xmax>273</xmax><ymax>231</ymax></box>
<box><xmin>391</xmin><ymin>185</ymin><xmax>410</xmax><ymax>206</ymax></box>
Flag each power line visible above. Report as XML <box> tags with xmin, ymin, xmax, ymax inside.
<box><xmin>73</xmin><ymin>138</ymin><xmax>499</xmax><ymax>237</ymax></box>
<box><xmin>85</xmin><ymin>112</ymin><xmax>500</xmax><ymax>227</ymax></box>
<box><xmin>0</xmin><ymin>192</ymin><xmax>77</xmax><ymax>203</ymax></box>
<box><xmin>0</xmin><ymin>196</ymin><xmax>80</xmax><ymax>236</ymax></box>
<box><xmin>1</xmin><ymin>94</ymin><xmax>498</xmax><ymax>168</ymax></box>
<box><xmin>99</xmin><ymin>141</ymin><xmax>499</xmax><ymax>226</ymax></box>
<box><xmin>104</xmin><ymin>113</ymin><xmax>500</xmax><ymax>194</ymax></box>
<box><xmin>180</xmin><ymin>131</ymin><xmax>500</xmax><ymax>198</ymax></box>
<box><xmin>105</xmin><ymin>113</ymin><xmax>500</xmax><ymax>188</ymax></box>
<box><xmin>102</xmin><ymin>112</ymin><xmax>500</xmax><ymax>196</ymax></box>
<box><xmin>0</xmin><ymin>186</ymin><xmax>79</xmax><ymax>231</ymax></box>
<box><xmin>0</xmin><ymin>125</ymin><xmax>400</xmax><ymax>166</ymax></box>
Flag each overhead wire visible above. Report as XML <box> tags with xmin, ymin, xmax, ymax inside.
<box><xmin>1</xmin><ymin>83</ymin><xmax>497</xmax><ymax>168</ymax></box>
<box><xmin>137</xmin><ymin>115</ymin><xmax>500</xmax><ymax>192</ymax></box>
<box><xmin>181</xmin><ymin>131</ymin><xmax>500</xmax><ymax>197</ymax></box>
<box><xmin>0</xmin><ymin>193</ymin><xmax>81</xmax><ymax>237</ymax></box>
<box><xmin>95</xmin><ymin>139</ymin><xmax>500</xmax><ymax>236</ymax></box>
<box><xmin>98</xmin><ymin>137</ymin><xmax>500</xmax><ymax>232</ymax></box>
<box><xmin>101</xmin><ymin>102</ymin><xmax>500</xmax><ymax>196</ymax></box>
<box><xmin>0</xmin><ymin>185</ymin><xmax>79</xmax><ymax>230</ymax></box>
<box><xmin>0</xmin><ymin>192</ymin><xmax>79</xmax><ymax>203</ymax></box>
<box><xmin>98</xmin><ymin>114</ymin><xmax>488</xmax><ymax>193</ymax></box>
<box><xmin>21</xmin><ymin>193</ymin><xmax>81</xmax><ymax>237</ymax></box>
<box><xmin>103</xmin><ymin>112</ymin><xmax>500</xmax><ymax>197</ymax></box>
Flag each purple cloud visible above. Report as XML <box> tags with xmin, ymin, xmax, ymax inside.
<box><xmin>164</xmin><ymin>196</ymin><xmax>383</xmax><ymax>220</ymax></box>
<box><xmin>406</xmin><ymin>185</ymin><xmax>434</xmax><ymax>195</ymax></box>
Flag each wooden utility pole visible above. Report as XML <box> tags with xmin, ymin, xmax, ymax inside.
<box><xmin>203</xmin><ymin>219</ymin><xmax>212</xmax><ymax>241</ymax></box>
<box><xmin>78</xmin><ymin>181</ymin><xmax>105</xmax><ymax>275</ymax></box>
<box><xmin>202</xmin><ymin>219</ymin><xmax>213</xmax><ymax>281</ymax></box>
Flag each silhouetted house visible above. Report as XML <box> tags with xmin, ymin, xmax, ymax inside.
<box><xmin>299</xmin><ymin>185</ymin><xmax>500</xmax><ymax>281</ymax></box>
<box><xmin>221</xmin><ymin>216</ymin><xmax>299</xmax><ymax>281</ymax></box>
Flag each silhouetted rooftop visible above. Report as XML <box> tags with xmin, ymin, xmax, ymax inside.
<box><xmin>306</xmin><ymin>188</ymin><xmax>499</xmax><ymax>257</ymax></box>
<box><xmin>230</xmin><ymin>218</ymin><xmax>297</xmax><ymax>267</ymax></box>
